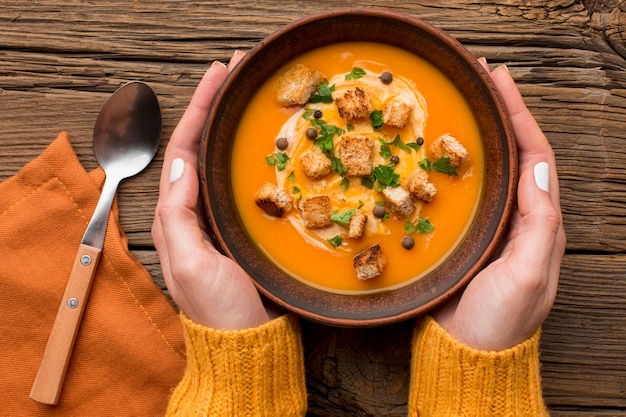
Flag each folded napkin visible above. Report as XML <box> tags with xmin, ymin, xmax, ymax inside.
<box><xmin>0</xmin><ymin>133</ymin><xmax>185</xmax><ymax>415</ymax></box>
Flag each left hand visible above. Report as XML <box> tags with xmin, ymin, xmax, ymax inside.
<box><xmin>431</xmin><ymin>62</ymin><xmax>566</xmax><ymax>351</ymax></box>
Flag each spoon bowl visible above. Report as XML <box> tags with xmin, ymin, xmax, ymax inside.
<box><xmin>30</xmin><ymin>81</ymin><xmax>162</xmax><ymax>405</ymax></box>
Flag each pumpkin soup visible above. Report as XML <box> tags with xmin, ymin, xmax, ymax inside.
<box><xmin>231</xmin><ymin>42</ymin><xmax>484</xmax><ymax>293</ymax></box>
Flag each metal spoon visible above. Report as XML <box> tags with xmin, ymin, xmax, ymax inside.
<box><xmin>30</xmin><ymin>81</ymin><xmax>162</xmax><ymax>405</ymax></box>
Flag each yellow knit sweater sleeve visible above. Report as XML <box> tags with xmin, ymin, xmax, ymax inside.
<box><xmin>409</xmin><ymin>316</ymin><xmax>548</xmax><ymax>416</ymax></box>
<box><xmin>166</xmin><ymin>313</ymin><xmax>307</xmax><ymax>417</ymax></box>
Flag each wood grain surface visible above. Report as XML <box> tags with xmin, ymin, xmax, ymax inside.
<box><xmin>2</xmin><ymin>1</ymin><xmax>626</xmax><ymax>415</ymax></box>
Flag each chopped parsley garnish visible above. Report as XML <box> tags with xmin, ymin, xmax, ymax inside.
<box><xmin>340</xmin><ymin>177</ymin><xmax>350</xmax><ymax>190</ymax></box>
<box><xmin>287</xmin><ymin>171</ymin><xmax>296</xmax><ymax>181</ymax></box>
<box><xmin>370</xmin><ymin>110</ymin><xmax>384</xmax><ymax>131</ymax></box>
<box><xmin>361</xmin><ymin>175</ymin><xmax>375</xmax><ymax>189</ymax></box>
<box><xmin>302</xmin><ymin>109</ymin><xmax>315</xmax><ymax>120</ymax></box>
<box><xmin>379</xmin><ymin>144</ymin><xmax>392</xmax><ymax>160</ymax></box>
<box><xmin>373</xmin><ymin>164</ymin><xmax>400</xmax><ymax>188</ymax></box>
<box><xmin>345</xmin><ymin>67</ymin><xmax>366</xmax><ymax>80</ymax></box>
<box><xmin>292</xmin><ymin>185</ymin><xmax>301</xmax><ymax>194</ymax></box>
<box><xmin>330</xmin><ymin>209</ymin><xmax>356</xmax><ymax>228</ymax></box>
<box><xmin>330</xmin><ymin>156</ymin><xmax>348</xmax><ymax>177</ymax></box>
<box><xmin>419</xmin><ymin>156</ymin><xmax>458</xmax><ymax>176</ymax></box>
<box><xmin>379</xmin><ymin>134</ymin><xmax>419</xmax><ymax>154</ymax></box>
<box><xmin>405</xmin><ymin>218</ymin><xmax>435</xmax><ymax>235</ymax></box>
<box><xmin>357</xmin><ymin>200</ymin><xmax>364</xmax><ymax>209</ymax></box>
<box><xmin>266</xmin><ymin>152</ymin><xmax>289</xmax><ymax>171</ymax></box>
<box><xmin>327</xmin><ymin>235</ymin><xmax>344</xmax><ymax>248</ymax></box>
<box><xmin>309</xmin><ymin>79</ymin><xmax>335</xmax><ymax>103</ymax></box>
<box><xmin>346</xmin><ymin>124</ymin><xmax>355</xmax><ymax>131</ymax></box>
<box><xmin>312</xmin><ymin>121</ymin><xmax>344</xmax><ymax>155</ymax></box>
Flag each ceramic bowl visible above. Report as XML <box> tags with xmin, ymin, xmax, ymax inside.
<box><xmin>199</xmin><ymin>9</ymin><xmax>517</xmax><ymax>327</ymax></box>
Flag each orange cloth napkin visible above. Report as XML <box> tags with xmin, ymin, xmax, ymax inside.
<box><xmin>0</xmin><ymin>132</ymin><xmax>185</xmax><ymax>415</ymax></box>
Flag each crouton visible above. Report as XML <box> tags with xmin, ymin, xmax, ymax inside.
<box><xmin>274</xmin><ymin>64</ymin><xmax>323</xmax><ymax>106</ymax></box>
<box><xmin>255</xmin><ymin>183</ymin><xmax>292</xmax><ymax>217</ymax></box>
<box><xmin>353</xmin><ymin>244</ymin><xmax>386</xmax><ymax>280</ymax></box>
<box><xmin>339</xmin><ymin>135</ymin><xmax>375</xmax><ymax>176</ymax></box>
<box><xmin>300</xmin><ymin>146</ymin><xmax>331</xmax><ymax>179</ymax></box>
<box><xmin>383</xmin><ymin>99</ymin><xmax>412</xmax><ymax>128</ymax></box>
<box><xmin>335</xmin><ymin>87</ymin><xmax>372</xmax><ymax>120</ymax></box>
<box><xmin>300</xmin><ymin>195</ymin><xmax>332</xmax><ymax>229</ymax></box>
<box><xmin>429</xmin><ymin>133</ymin><xmax>468</xmax><ymax>170</ymax></box>
<box><xmin>405</xmin><ymin>169</ymin><xmax>437</xmax><ymax>202</ymax></box>
<box><xmin>347</xmin><ymin>213</ymin><xmax>368</xmax><ymax>240</ymax></box>
<box><xmin>382</xmin><ymin>186</ymin><xmax>414</xmax><ymax>218</ymax></box>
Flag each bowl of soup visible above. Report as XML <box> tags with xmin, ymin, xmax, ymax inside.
<box><xmin>199</xmin><ymin>8</ymin><xmax>517</xmax><ymax>327</ymax></box>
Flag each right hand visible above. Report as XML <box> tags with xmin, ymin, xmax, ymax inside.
<box><xmin>152</xmin><ymin>52</ymin><xmax>274</xmax><ymax>331</ymax></box>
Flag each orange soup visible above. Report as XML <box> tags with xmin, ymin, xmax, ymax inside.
<box><xmin>231</xmin><ymin>42</ymin><xmax>484</xmax><ymax>293</ymax></box>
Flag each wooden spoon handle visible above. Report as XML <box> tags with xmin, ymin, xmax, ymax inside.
<box><xmin>30</xmin><ymin>244</ymin><xmax>102</xmax><ymax>405</ymax></box>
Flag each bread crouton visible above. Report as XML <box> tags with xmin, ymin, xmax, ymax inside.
<box><xmin>429</xmin><ymin>133</ymin><xmax>468</xmax><ymax>170</ymax></box>
<box><xmin>405</xmin><ymin>169</ymin><xmax>437</xmax><ymax>202</ymax></box>
<box><xmin>383</xmin><ymin>99</ymin><xmax>412</xmax><ymax>128</ymax></box>
<box><xmin>382</xmin><ymin>186</ymin><xmax>414</xmax><ymax>218</ymax></box>
<box><xmin>300</xmin><ymin>146</ymin><xmax>331</xmax><ymax>179</ymax></box>
<box><xmin>255</xmin><ymin>183</ymin><xmax>292</xmax><ymax>217</ymax></box>
<box><xmin>339</xmin><ymin>135</ymin><xmax>375</xmax><ymax>176</ymax></box>
<box><xmin>274</xmin><ymin>64</ymin><xmax>323</xmax><ymax>106</ymax></box>
<box><xmin>300</xmin><ymin>195</ymin><xmax>332</xmax><ymax>229</ymax></box>
<box><xmin>347</xmin><ymin>213</ymin><xmax>368</xmax><ymax>240</ymax></box>
<box><xmin>335</xmin><ymin>87</ymin><xmax>372</xmax><ymax>120</ymax></box>
<box><xmin>353</xmin><ymin>244</ymin><xmax>386</xmax><ymax>280</ymax></box>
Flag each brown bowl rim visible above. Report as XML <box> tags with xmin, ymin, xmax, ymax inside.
<box><xmin>199</xmin><ymin>8</ymin><xmax>517</xmax><ymax>327</ymax></box>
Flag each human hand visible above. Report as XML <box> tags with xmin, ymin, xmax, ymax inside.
<box><xmin>152</xmin><ymin>52</ymin><xmax>273</xmax><ymax>331</ymax></box>
<box><xmin>431</xmin><ymin>61</ymin><xmax>566</xmax><ymax>351</ymax></box>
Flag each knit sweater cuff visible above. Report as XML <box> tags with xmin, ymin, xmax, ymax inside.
<box><xmin>409</xmin><ymin>316</ymin><xmax>548</xmax><ymax>416</ymax></box>
<box><xmin>167</xmin><ymin>313</ymin><xmax>307</xmax><ymax>417</ymax></box>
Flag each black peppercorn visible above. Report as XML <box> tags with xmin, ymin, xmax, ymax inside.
<box><xmin>390</xmin><ymin>155</ymin><xmax>400</xmax><ymax>165</ymax></box>
<box><xmin>379</xmin><ymin>71</ymin><xmax>393</xmax><ymax>84</ymax></box>
<box><xmin>372</xmin><ymin>205</ymin><xmax>386</xmax><ymax>218</ymax></box>
<box><xmin>313</xmin><ymin>109</ymin><xmax>323</xmax><ymax>119</ymax></box>
<box><xmin>401</xmin><ymin>236</ymin><xmax>415</xmax><ymax>250</ymax></box>
<box><xmin>416</xmin><ymin>137</ymin><xmax>424</xmax><ymax>146</ymax></box>
<box><xmin>275</xmin><ymin>137</ymin><xmax>289</xmax><ymax>150</ymax></box>
<box><xmin>306</xmin><ymin>127</ymin><xmax>317</xmax><ymax>140</ymax></box>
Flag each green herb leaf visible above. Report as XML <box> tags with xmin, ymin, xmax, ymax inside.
<box><xmin>309</xmin><ymin>79</ymin><xmax>335</xmax><ymax>103</ymax></box>
<box><xmin>370</xmin><ymin>110</ymin><xmax>384</xmax><ymax>131</ymax></box>
<box><xmin>417</xmin><ymin>218</ymin><xmax>435</xmax><ymax>234</ymax></box>
<box><xmin>287</xmin><ymin>171</ymin><xmax>296</xmax><ymax>181</ymax></box>
<box><xmin>302</xmin><ymin>109</ymin><xmax>315</xmax><ymax>120</ymax></box>
<box><xmin>340</xmin><ymin>177</ymin><xmax>350</xmax><ymax>190</ymax></box>
<box><xmin>266</xmin><ymin>152</ymin><xmax>290</xmax><ymax>171</ymax></box>
<box><xmin>314</xmin><ymin>123</ymin><xmax>344</xmax><ymax>156</ymax></box>
<box><xmin>357</xmin><ymin>200</ymin><xmax>364</xmax><ymax>209</ymax></box>
<box><xmin>346</xmin><ymin>124</ymin><xmax>355</xmax><ymax>132</ymax></box>
<box><xmin>379</xmin><ymin>144</ymin><xmax>392</xmax><ymax>160</ymax></box>
<box><xmin>361</xmin><ymin>175</ymin><xmax>375</xmax><ymax>189</ymax></box>
<box><xmin>373</xmin><ymin>164</ymin><xmax>400</xmax><ymax>188</ymax></box>
<box><xmin>327</xmin><ymin>235</ymin><xmax>344</xmax><ymax>248</ymax></box>
<box><xmin>345</xmin><ymin>67</ymin><xmax>366</xmax><ymax>80</ymax></box>
<box><xmin>330</xmin><ymin>209</ymin><xmax>356</xmax><ymax>228</ymax></box>
<box><xmin>432</xmin><ymin>157</ymin><xmax>458</xmax><ymax>176</ymax></box>
<box><xmin>405</xmin><ymin>218</ymin><xmax>435</xmax><ymax>235</ymax></box>
<box><xmin>292</xmin><ymin>185</ymin><xmax>301</xmax><ymax>194</ymax></box>
<box><xmin>419</xmin><ymin>158</ymin><xmax>432</xmax><ymax>172</ymax></box>
<box><xmin>330</xmin><ymin>156</ymin><xmax>348</xmax><ymax>177</ymax></box>
<box><xmin>379</xmin><ymin>134</ymin><xmax>413</xmax><ymax>153</ymax></box>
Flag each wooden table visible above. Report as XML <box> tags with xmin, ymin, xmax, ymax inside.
<box><xmin>2</xmin><ymin>1</ymin><xmax>625</xmax><ymax>415</ymax></box>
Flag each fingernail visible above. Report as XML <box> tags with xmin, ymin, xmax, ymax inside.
<box><xmin>211</xmin><ymin>60</ymin><xmax>227</xmax><ymax>69</ymax></box>
<box><xmin>170</xmin><ymin>158</ymin><xmax>185</xmax><ymax>183</ymax></box>
<box><xmin>477</xmin><ymin>56</ymin><xmax>487</xmax><ymax>66</ymax></box>
<box><xmin>534</xmin><ymin>162</ymin><xmax>549</xmax><ymax>192</ymax></box>
<box><xmin>499</xmin><ymin>64</ymin><xmax>510</xmax><ymax>73</ymax></box>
